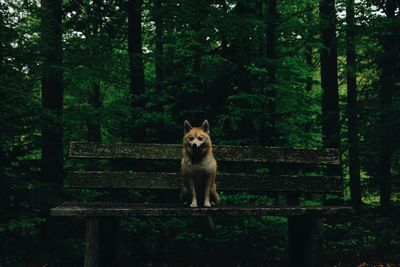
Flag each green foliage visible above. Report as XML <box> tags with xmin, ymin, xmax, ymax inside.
<box><xmin>325</xmin><ymin>213</ymin><xmax>400</xmax><ymax>264</ymax></box>
<box><xmin>0</xmin><ymin>217</ymin><xmax>44</xmax><ymax>237</ymax></box>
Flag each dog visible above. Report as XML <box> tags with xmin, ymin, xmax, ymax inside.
<box><xmin>180</xmin><ymin>120</ymin><xmax>219</xmax><ymax>208</ymax></box>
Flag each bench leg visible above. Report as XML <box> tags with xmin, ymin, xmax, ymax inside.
<box><xmin>85</xmin><ymin>218</ymin><xmax>99</xmax><ymax>267</ymax></box>
<box><xmin>288</xmin><ymin>216</ymin><xmax>323</xmax><ymax>267</ymax></box>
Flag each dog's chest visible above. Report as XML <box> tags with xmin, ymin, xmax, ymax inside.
<box><xmin>185</xmin><ymin>157</ymin><xmax>215</xmax><ymax>177</ymax></box>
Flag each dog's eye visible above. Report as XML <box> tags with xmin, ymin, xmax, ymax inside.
<box><xmin>198</xmin><ymin>136</ymin><xmax>203</xmax><ymax>141</ymax></box>
<box><xmin>189</xmin><ymin>136</ymin><xmax>194</xmax><ymax>141</ymax></box>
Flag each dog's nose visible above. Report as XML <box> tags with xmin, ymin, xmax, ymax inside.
<box><xmin>191</xmin><ymin>143</ymin><xmax>197</xmax><ymax>149</ymax></box>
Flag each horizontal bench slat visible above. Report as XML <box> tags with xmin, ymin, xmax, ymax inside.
<box><xmin>65</xmin><ymin>171</ymin><xmax>342</xmax><ymax>193</ymax></box>
<box><xmin>69</xmin><ymin>142</ymin><xmax>340</xmax><ymax>164</ymax></box>
<box><xmin>50</xmin><ymin>202</ymin><xmax>354</xmax><ymax>217</ymax></box>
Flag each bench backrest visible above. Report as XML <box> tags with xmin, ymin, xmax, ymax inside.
<box><xmin>66</xmin><ymin>142</ymin><xmax>342</xmax><ymax>194</ymax></box>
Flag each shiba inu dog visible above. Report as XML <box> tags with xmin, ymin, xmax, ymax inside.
<box><xmin>180</xmin><ymin>120</ymin><xmax>219</xmax><ymax>208</ymax></box>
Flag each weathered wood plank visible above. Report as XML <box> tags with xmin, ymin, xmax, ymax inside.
<box><xmin>69</xmin><ymin>142</ymin><xmax>340</xmax><ymax>164</ymax></box>
<box><xmin>51</xmin><ymin>202</ymin><xmax>354</xmax><ymax>217</ymax></box>
<box><xmin>65</xmin><ymin>171</ymin><xmax>342</xmax><ymax>193</ymax></box>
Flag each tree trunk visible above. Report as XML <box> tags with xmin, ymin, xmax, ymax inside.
<box><xmin>305</xmin><ymin>46</ymin><xmax>313</xmax><ymax>92</ymax></box>
<box><xmin>319</xmin><ymin>0</ymin><xmax>340</xmax><ymax>151</ymax></box>
<box><xmin>39</xmin><ymin>0</ymin><xmax>63</xmax><ymax>263</ymax></box>
<box><xmin>233</xmin><ymin>0</ymin><xmax>253</xmax><ymax>93</ymax></box>
<box><xmin>40</xmin><ymin>0</ymin><xmax>64</xmax><ymax>185</ymax></box>
<box><xmin>319</xmin><ymin>0</ymin><xmax>341</xmax><ymax>197</ymax></box>
<box><xmin>0</xmin><ymin>11</ymin><xmax>5</xmax><ymax>182</ymax></box>
<box><xmin>87</xmin><ymin>81</ymin><xmax>102</xmax><ymax>142</ymax></box>
<box><xmin>305</xmin><ymin>4</ymin><xmax>313</xmax><ymax>92</ymax></box>
<box><xmin>154</xmin><ymin>0</ymin><xmax>163</xmax><ymax>93</ymax></box>
<box><xmin>265</xmin><ymin>0</ymin><xmax>277</xmax><ymax>146</ymax></box>
<box><xmin>378</xmin><ymin>0</ymin><xmax>396</xmax><ymax>216</ymax></box>
<box><xmin>164</xmin><ymin>8</ymin><xmax>174</xmax><ymax>84</ymax></box>
<box><xmin>0</xmin><ymin>10</ymin><xmax>4</xmax><ymax>78</ymax></box>
<box><xmin>86</xmin><ymin>0</ymin><xmax>102</xmax><ymax>144</ymax></box>
<box><xmin>220</xmin><ymin>0</ymin><xmax>229</xmax><ymax>57</ymax></box>
<box><xmin>128</xmin><ymin>0</ymin><xmax>146</xmax><ymax>141</ymax></box>
<box><xmin>346</xmin><ymin>0</ymin><xmax>361</xmax><ymax>212</ymax></box>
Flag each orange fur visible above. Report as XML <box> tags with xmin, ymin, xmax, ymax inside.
<box><xmin>180</xmin><ymin>120</ymin><xmax>219</xmax><ymax>208</ymax></box>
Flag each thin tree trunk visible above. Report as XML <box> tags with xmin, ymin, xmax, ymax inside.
<box><xmin>154</xmin><ymin>0</ymin><xmax>163</xmax><ymax>93</ymax></box>
<box><xmin>40</xmin><ymin>0</ymin><xmax>64</xmax><ymax>185</ymax></box>
<box><xmin>0</xmin><ymin>11</ymin><xmax>5</xmax><ymax>188</ymax></box>
<box><xmin>87</xmin><ymin>81</ymin><xmax>102</xmax><ymax>142</ymax></box>
<box><xmin>305</xmin><ymin>46</ymin><xmax>313</xmax><ymax>92</ymax></box>
<box><xmin>164</xmin><ymin>9</ymin><xmax>174</xmax><ymax>83</ymax></box>
<box><xmin>86</xmin><ymin>0</ymin><xmax>102</xmax><ymax>144</ymax></box>
<box><xmin>128</xmin><ymin>0</ymin><xmax>146</xmax><ymax>141</ymax></box>
<box><xmin>234</xmin><ymin>0</ymin><xmax>253</xmax><ymax>93</ymax></box>
<box><xmin>0</xmin><ymin>10</ymin><xmax>4</xmax><ymax>78</ymax></box>
<box><xmin>378</xmin><ymin>0</ymin><xmax>396</xmax><ymax>216</ymax></box>
<box><xmin>220</xmin><ymin>0</ymin><xmax>229</xmax><ymax>57</ymax></box>
<box><xmin>305</xmin><ymin>4</ymin><xmax>313</xmax><ymax>92</ymax></box>
<box><xmin>346</xmin><ymin>0</ymin><xmax>361</xmax><ymax>212</ymax></box>
<box><xmin>265</xmin><ymin>0</ymin><xmax>277</xmax><ymax>146</ymax></box>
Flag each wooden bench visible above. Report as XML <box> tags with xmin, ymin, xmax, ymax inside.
<box><xmin>51</xmin><ymin>142</ymin><xmax>353</xmax><ymax>267</ymax></box>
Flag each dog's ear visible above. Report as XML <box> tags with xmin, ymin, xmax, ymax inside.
<box><xmin>200</xmin><ymin>120</ymin><xmax>210</xmax><ymax>134</ymax></box>
<box><xmin>184</xmin><ymin>120</ymin><xmax>192</xmax><ymax>134</ymax></box>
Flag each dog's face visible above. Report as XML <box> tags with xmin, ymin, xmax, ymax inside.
<box><xmin>183</xmin><ymin>120</ymin><xmax>211</xmax><ymax>156</ymax></box>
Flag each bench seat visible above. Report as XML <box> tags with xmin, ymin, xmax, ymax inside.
<box><xmin>51</xmin><ymin>202</ymin><xmax>354</xmax><ymax>217</ymax></box>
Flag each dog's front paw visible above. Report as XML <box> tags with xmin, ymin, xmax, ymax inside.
<box><xmin>190</xmin><ymin>202</ymin><xmax>198</xmax><ymax>208</ymax></box>
<box><xmin>204</xmin><ymin>201</ymin><xmax>212</xmax><ymax>207</ymax></box>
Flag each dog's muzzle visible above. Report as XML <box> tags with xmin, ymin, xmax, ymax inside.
<box><xmin>190</xmin><ymin>141</ymin><xmax>204</xmax><ymax>151</ymax></box>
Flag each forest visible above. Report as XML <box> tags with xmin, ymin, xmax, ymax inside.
<box><xmin>0</xmin><ymin>0</ymin><xmax>400</xmax><ymax>266</ymax></box>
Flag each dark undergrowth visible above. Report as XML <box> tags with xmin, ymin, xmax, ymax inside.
<box><xmin>1</xmin><ymin>205</ymin><xmax>399</xmax><ymax>267</ymax></box>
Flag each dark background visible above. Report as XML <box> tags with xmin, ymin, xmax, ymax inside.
<box><xmin>0</xmin><ymin>0</ymin><xmax>399</xmax><ymax>266</ymax></box>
